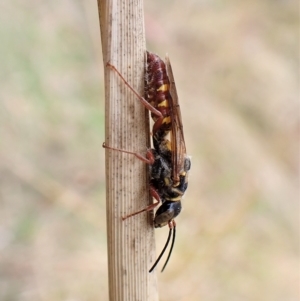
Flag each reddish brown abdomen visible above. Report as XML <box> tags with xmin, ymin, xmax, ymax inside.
<box><xmin>145</xmin><ymin>52</ymin><xmax>172</xmax><ymax>139</ymax></box>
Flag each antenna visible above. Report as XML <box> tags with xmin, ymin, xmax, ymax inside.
<box><xmin>149</xmin><ymin>220</ymin><xmax>176</xmax><ymax>273</ymax></box>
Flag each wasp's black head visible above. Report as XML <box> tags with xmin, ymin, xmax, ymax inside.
<box><xmin>154</xmin><ymin>201</ymin><xmax>182</xmax><ymax>228</ymax></box>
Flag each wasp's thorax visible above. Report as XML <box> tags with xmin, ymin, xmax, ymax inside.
<box><xmin>154</xmin><ymin>201</ymin><xmax>182</xmax><ymax>228</ymax></box>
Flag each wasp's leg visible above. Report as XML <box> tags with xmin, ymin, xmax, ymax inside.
<box><xmin>106</xmin><ymin>62</ymin><xmax>162</xmax><ymax>119</ymax></box>
<box><xmin>152</xmin><ymin>117</ymin><xmax>166</xmax><ymax>136</ymax></box>
<box><xmin>122</xmin><ymin>185</ymin><xmax>161</xmax><ymax>220</ymax></box>
<box><xmin>102</xmin><ymin>142</ymin><xmax>155</xmax><ymax>165</ymax></box>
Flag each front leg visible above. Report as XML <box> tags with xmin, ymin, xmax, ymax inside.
<box><xmin>122</xmin><ymin>185</ymin><xmax>161</xmax><ymax>220</ymax></box>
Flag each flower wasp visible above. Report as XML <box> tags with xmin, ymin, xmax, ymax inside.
<box><xmin>103</xmin><ymin>51</ymin><xmax>191</xmax><ymax>272</ymax></box>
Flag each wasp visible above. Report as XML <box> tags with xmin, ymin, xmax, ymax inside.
<box><xmin>103</xmin><ymin>51</ymin><xmax>191</xmax><ymax>272</ymax></box>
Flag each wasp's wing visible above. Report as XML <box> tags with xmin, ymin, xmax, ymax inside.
<box><xmin>165</xmin><ymin>54</ymin><xmax>186</xmax><ymax>184</ymax></box>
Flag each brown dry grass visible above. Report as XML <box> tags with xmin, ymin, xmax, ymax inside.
<box><xmin>0</xmin><ymin>0</ymin><xmax>298</xmax><ymax>300</ymax></box>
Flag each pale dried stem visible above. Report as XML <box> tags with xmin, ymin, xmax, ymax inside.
<box><xmin>97</xmin><ymin>1</ymin><xmax>158</xmax><ymax>300</ymax></box>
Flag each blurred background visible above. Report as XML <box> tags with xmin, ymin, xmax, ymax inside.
<box><xmin>0</xmin><ymin>0</ymin><xmax>298</xmax><ymax>300</ymax></box>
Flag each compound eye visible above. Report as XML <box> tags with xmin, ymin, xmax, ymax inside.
<box><xmin>184</xmin><ymin>157</ymin><xmax>191</xmax><ymax>171</ymax></box>
<box><xmin>154</xmin><ymin>211</ymin><xmax>172</xmax><ymax>228</ymax></box>
<box><xmin>154</xmin><ymin>201</ymin><xmax>181</xmax><ymax>228</ymax></box>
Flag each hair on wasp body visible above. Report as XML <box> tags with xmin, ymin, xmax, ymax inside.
<box><xmin>103</xmin><ymin>51</ymin><xmax>191</xmax><ymax>272</ymax></box>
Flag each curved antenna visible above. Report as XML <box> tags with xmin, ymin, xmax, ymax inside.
<box><xmin>161</xmin><ymin>221</ymin><xmax>176</xmax><ymax>272</ymax></box>
<box><xmin>148</xmin><ymin>227</ymin><xmax>173</xmax><ymax>273</ymax></box>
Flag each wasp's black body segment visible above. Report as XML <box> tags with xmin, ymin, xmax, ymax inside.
<box><xmin>103</xmin><ymin>51</ymin><xmax>191</xmax><ymax>273</ymax></box>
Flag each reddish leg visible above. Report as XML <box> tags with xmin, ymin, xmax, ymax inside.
<box><xmin>168</xmin><ymin>219</ymin><xmax>176</xmax><ymax>229</ymax></box>
<box><xmin>122</xmin><ymin>185</ymin><xmax>161</xmax><ymax>220</ymax></box>
<box><xmin>106</xmin><ymin>62</ymin><xmax>163</xmax><ymax>119</ymax></box>
<box><xmin>102</xmin><ymin>142</ymin><xmax>155</xmax><ymax>165</ymax></box>
<box><xmin>152</xmin><ymin>116</ymin><xmax>164</xmax><ymax>136</ymax></box>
